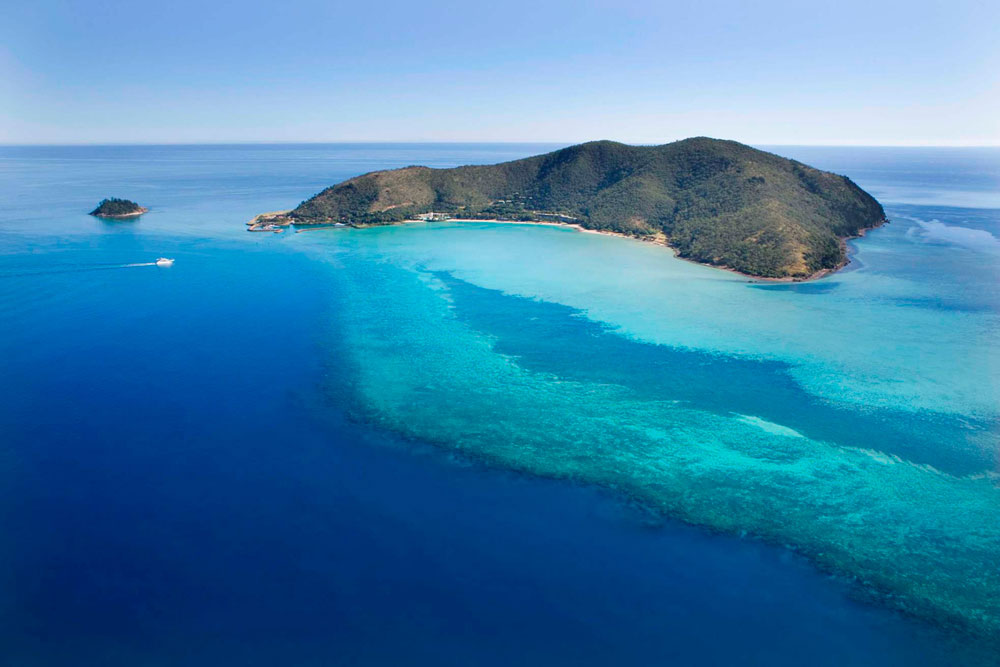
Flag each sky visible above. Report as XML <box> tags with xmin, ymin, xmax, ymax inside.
<box><xmin>1</xmin><ymin>0</ymin><xmax>998</xmax><ymax>145</ymax></box>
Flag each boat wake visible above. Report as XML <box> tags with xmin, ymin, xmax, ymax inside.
<box><xmin>0</xmin><ymin>259</ymin><xmax>173</xmax><ymax>278</ymax></box>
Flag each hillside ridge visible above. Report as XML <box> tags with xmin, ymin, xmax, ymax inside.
<box><xmin>253</xmin><ymin>138</ymin><xmax>886</xmax><ymax>279</ymax></box>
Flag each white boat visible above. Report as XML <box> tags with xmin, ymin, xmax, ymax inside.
<box><xmin>155</xmin><ymin>257</ymin><xmax>175</xmax><ymax>266</ymax></box>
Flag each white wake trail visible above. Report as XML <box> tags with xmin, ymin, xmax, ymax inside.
<box><xmin>0</xmin><ymin>261</ymin><xmax>164</xmax><ymax>278</ymax></box>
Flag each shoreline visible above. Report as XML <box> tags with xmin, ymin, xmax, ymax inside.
<box><xmin>247</xmin><ymin>210</ymin><xmax>293</xmax><ymax>232</ymax></box>
<box><xmin>92</xmin><ymin>206</ymin><xmax>148</xmax><ymax>219</ymax></box>
<box><xmin>439</xmin><ymin>218</ymin><xmax>884</xmax><ymax>283</ymax></box>
<box><xmin>250</xmin><ymin>213</ymin><xmax>886</xmax><ymax>283</ymax></box>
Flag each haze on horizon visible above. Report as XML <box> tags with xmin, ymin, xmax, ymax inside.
<box><xmin>1</xmin><ymin>0</ymin><xmax>997</xmax><ymax>146</ymax></box>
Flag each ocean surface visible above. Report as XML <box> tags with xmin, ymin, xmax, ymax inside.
<box><xmin>0</xmin><ymin>143</ymin><xmax>997</xmax><ymax>665</ymax></box>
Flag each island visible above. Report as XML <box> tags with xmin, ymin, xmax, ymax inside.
<box><xmin>250</xmin><ymin>138</ymin><xmax>887</xmax><ymax>279</ymax></box>
<box><xmin>89</xmin><ymin>198</ymin><xmax>147</xmax><ymax>218</ymax></box>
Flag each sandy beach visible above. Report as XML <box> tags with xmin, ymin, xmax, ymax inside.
<box><xmin>255</xmin><ymin>213</ymin><xmax>877</xmax><ymax>283</ymax></box>
<box><xmin>442</xmin><ymin>218</ymin><xmax>841</xmax><ymax>283</ymax></box>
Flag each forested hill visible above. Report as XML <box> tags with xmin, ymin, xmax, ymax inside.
<box><xmin>283</xmin><ymin>138</ymin><xmax>886</xmax><ymax>278</ymax></box>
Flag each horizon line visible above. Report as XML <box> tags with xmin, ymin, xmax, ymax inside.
<box><xmin>2</xmin><ymin>140</ymin><xmax>999</xmax><ymax>149</ymax></box>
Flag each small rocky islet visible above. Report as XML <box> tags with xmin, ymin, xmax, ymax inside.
<box><xmin>89</xmin><ymin>197</ymin><xmax>147</xmax><ymax>218</ymax></box>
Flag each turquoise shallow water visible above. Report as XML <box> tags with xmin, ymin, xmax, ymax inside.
<box><xmin>308</xmin><ymin>217</ymin><xmax>1000</xmax><ymax>639</ymax></box>
<box><xmin>1</xmin><ymin>144</ymin><xmax>998</xmax><ymax>664</ymax></box>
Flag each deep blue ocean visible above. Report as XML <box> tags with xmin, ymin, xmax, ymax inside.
<box><xmin>1</xmin><ymin>143</ymin><xmax>997</xmax><ymax>665</ymax></box>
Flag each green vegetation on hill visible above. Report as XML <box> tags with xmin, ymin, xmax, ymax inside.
<box><xmin>89</xmin><ymin>198</ymin><xmax>145</xmax><ymax>217</ymax></box>
<box><xmin>285</xmin><ymin>138</ymin><xmax>886</xmax><ymax>278</ymax></box>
